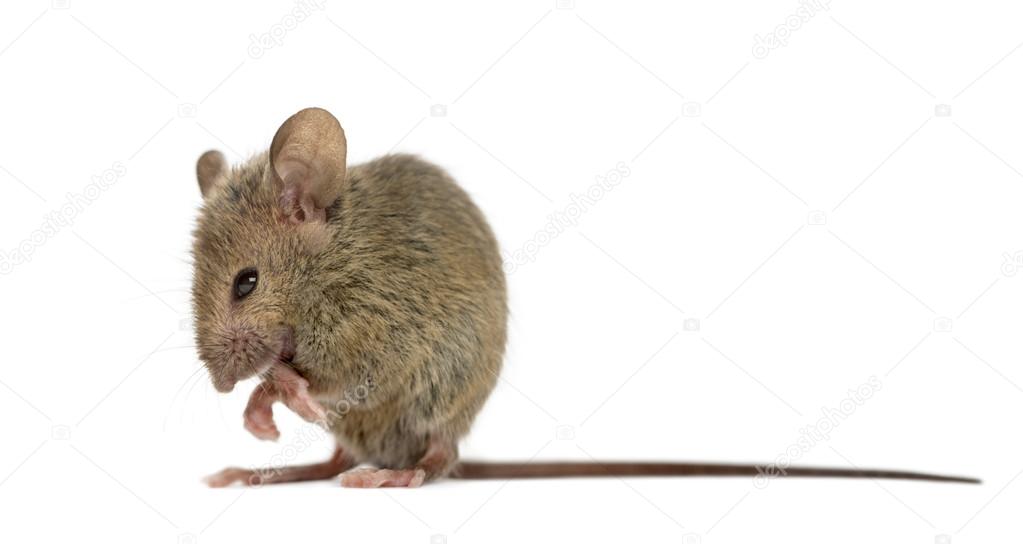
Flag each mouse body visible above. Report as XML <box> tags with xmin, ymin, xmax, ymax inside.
<box><xmin>194</xmin><ymin>108</ymin><xmax>505</xmax><ymax>486</ymax></box>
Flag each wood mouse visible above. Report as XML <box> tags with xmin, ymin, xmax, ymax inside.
<box><xmin>191</xmin><ymin>107</ymin><xmax>978</xmax><ymax>488</ymax></box>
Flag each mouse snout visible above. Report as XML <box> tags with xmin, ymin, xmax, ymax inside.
<box><xmin>201</xmin><ymin>324</ymin><xmax>296</xmax><ymax>394</ymax></box>
<box><xmin>201</xmin><ymin>326</ymin><xmax>271</xmax><ymax>393</ymax></box>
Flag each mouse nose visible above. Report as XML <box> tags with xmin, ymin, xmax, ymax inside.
<box><xmin>229</xmin><ymin>329</ymin><xmax>258</xmax><ymax>356</ymax></box>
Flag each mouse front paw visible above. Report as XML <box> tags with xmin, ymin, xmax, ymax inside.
<box><xmin>243</xmin><ymin>410</ymin><xmax>281</xmax><ymax>441</ymax></box>
<box><xmin>272</xmin><ymin>365</ymin><xmax>327</xmax><ymax>423</ymax></box>
<box><xmin>244</xmin><ymin>382</ymin><xmax>282</xmax><ymax>441</ymax></box>
<box><xmin>242</xmin><ymin>363</ymin><xmax>327</xmax><ymax>440</ymax></box>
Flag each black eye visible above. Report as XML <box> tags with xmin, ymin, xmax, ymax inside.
<box><xmin>233</xmin><ymin>268</ymin><xmax>258</xmax><ymax>300</ymax></box>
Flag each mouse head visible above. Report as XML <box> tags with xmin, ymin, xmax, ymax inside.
<box><xmin>190</xmin><ymin>107</ymin><xmax>347</xmax><ymax>392</ymax></box>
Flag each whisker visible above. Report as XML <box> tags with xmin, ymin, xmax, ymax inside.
<box><xmin>121</xmin><ymin>289</ymin><xmax>192</xmax><ymax>303</ymax></box>
<box><xmin>150</xmin><ymin>345</ymin><xmax>199</xmax><ymax>354</ymax></box>
<box><xmin>184</xmin><ymin>366</ymin><xmax>209</xmax><ymax>406</ymax></box>
<box><xmin>161</xmin><ymin>364</ymin><xmax>208</xmax><ymax>431</ymax></box>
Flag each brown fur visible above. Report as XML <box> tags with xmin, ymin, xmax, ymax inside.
<box><xmin>192</xmin><ymin>111</ymin><xmax>506</xmax><ymax>477</ymax></box>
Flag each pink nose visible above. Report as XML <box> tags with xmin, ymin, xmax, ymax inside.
<box><xmin>229</xmin><ymin>329</ymin><xmax>256</xmax><ymax>355</ymax></box>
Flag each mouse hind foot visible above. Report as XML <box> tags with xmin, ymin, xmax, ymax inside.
<box><xmin>340</xmin><ymin>435</ymin><xmax>456</xmax><ymax>488</ymax></box>
<box><xmin>339</xmin><ymin>467</ymin><xmax>428</xmax><ymax>488</ymax></box>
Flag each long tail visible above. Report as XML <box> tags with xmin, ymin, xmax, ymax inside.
<box><xmin>451</xmin><ymin>461</ymin><xmax>980</xmax><ymax>484</ymax></box>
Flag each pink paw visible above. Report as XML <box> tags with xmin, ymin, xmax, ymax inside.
<box><xmin>203</xmin><ymin>467</ymin><xmax>265</xmax><ymax>488</ymax></box>
<box><xmin>268</xmin><ymin>362</ymin><xmax>326</xmax><ymax>422</ymax></box>
<box><xmin>242</xmin><ymin>362</ymin><xmax>326</xmax><ymax>441</ymax></box>
<box><xmin>243</xmin><ymin>417</ymin><xmax>280</xmax><ymax>441</ymax></box>
<box><xmin>340</xmin><ymin>467</ymin><xmax>427</xmax><ymax>488</ymax></box>
<box><xmin>244</xmin><ymin>385</ymin><xmax>281</xmax><ymax>441</ymax></box>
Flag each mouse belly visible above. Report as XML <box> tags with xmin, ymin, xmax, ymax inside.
<box><xmin>327</xmin><ymin>400</ymin><xmax>429</xmax><ymax>469</ymax></box>
<box><xmin>323</xmin><ymin>358</ymin><xmax>499</xmax><ymax>470</ymax></box>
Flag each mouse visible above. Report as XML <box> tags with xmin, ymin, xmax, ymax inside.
<box><xmin>191</xmin><ymin>107</ymin><xmax>979</xmax><ymax>488</ymax></box>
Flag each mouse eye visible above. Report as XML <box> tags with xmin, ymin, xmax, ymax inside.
<box><xmin>233</xmin><ymin>268</ymin><xmax>258</xmax><ymax>300</ymax></box>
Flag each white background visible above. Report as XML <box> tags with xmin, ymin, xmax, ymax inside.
<box><xmin>0</xmin><ymin>0</ymin><xmax>1020</xmax><ymax>542</ymax></box>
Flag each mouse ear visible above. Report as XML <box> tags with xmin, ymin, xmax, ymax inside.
<box><xmin>269</xmin><ymin>107</ymin><xmax>347</xmax><ymax>224</ymax></box>
<box><xmin>196</xmin><ymin>149</ymin><xmax>227</xmax><ymax>198</ymax></box>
